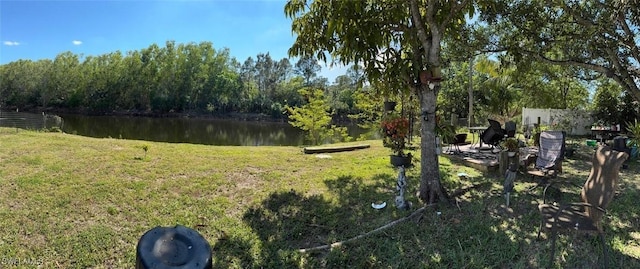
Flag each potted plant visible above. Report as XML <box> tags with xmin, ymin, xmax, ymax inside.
<box><xmin>502</xmin><ymin>137</ymin><xmax>519</xmax><ymax>157</ymax></box>
<box><xmin>381</xmin><ymin>114</ymin><xmax>411</xmax><ymax>166</ymax></box>
<box><xmin>435</xmin><ymin>123</ymin><xmax>456</xmax><ymax>145</ymax></box>
<box><xmin>531</xmin><ymin>124</ymin><xmax>551</xmax><ymax>147</ymax></box>
<box><xmin>383</xmin><ymin>100</ymin><xmax>397</xmax><ymax>111</ymax></box>
<box><xmin>626</xmin><ymin>119</ymin><xmax>640</xmax><ymax>159</ymax></box>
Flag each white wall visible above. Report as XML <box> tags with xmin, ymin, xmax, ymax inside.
<box><xmin>522</xmin><ymin>108</ymin><xmax>593</xmax><ymax>135</ymax></box>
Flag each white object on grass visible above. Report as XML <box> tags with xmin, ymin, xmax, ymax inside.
<box><xmin>371</xmin><ymin>202</ymin><xmax>386</xmax><ymax>209</ymax></box>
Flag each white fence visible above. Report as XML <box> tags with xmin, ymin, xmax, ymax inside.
<box><xmin>522</xmin><ymin>108</ymin><xmax>593</xmax><ymax>135</ymax></box>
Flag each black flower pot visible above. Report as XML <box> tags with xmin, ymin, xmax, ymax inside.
<box><xmin>383</xmin><ymin>101</ymin><xmax>397</xmax><ymax>111</ymax></box>
<box><xmin>390</xmin><ymin>154</ymin><xmax>412</xmax><ymax>167</ymax></box>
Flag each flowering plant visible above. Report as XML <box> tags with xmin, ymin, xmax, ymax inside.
<box><xmin>381</xmin><ymin>115</ymin><xmax>410</xmax><ymax>156</ymax></box>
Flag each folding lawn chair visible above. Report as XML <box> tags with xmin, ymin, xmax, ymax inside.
<box><xmin>537</xmin><ymin>145</ymin><xmax>628</xmax><ymax>268</ymax></box>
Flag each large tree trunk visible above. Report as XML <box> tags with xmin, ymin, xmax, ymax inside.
<box><xmin>410</xmin><ymin>0</ymin><xmax>449</xmax><ymax>205</ymax></box>
<box><xmin>417</xmin><ymin>83</ymin><xmax>448</xmax><ymax>204</ymax></box>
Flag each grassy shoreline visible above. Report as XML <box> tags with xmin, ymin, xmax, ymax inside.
<box><xmin>1</xmin><ymin>128</ymin><xmax>638</xmax><ymax>268</ymax></box>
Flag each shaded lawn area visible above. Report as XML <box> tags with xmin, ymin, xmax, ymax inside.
<box><xmin>0</xmin><ymin>128</ymin><xmax>638</xmax><ymax>268</ymax></box>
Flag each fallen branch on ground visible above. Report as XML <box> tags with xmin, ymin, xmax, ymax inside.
<box><xmin>298</xmin><ymin>182</ymin><xmax>489</xmax><ymax>253</ymax></box>
<box><xmin>298</xmin><ymin>204</ymin><xmax>434</xmax><ymax>253</ymax></box>
<box><xmin>449</xmin><ymin>182</ymin><xmax>491</xmax><ymax>198</ymax></box>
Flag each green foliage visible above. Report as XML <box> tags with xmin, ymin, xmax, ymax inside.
<box><xmin>511</xmin><ymin>62</ymin><xmax>590</xmax><ymax>110</ymax></box>
<box><xmin>285</xmin><ymin>88</ymin><xmax>350</xmax><ymax>145</ymax></box>
<box><xmin>479</xmin><ymin>0</ymin><xmax>640</xmax><ymax>104</ymax></box>
<box><xmin>530</xmin><ymin>124</ymin><xmax>551</xmax><ymax>146</ymax></box>
<box><xmin>436</xmin><ymin>123</ymin><xmax>456</xmax><ymax>144</ymax></box>
<box><xmin>619</xmin><ymin>91</ymin><xmax>640</xmax><ymax>129</ymax></box>
<box><xmin>285</xmin><ymin>0</ymin><xmax>479</xmax><ymax>204</ymax></box>
<box><xmin>294</xmin><ymin>55</ymin><xmax>321</xmax><ymax>85</ymax></box>
<box><xmin>626</xmin><ymin>119</ymin><xmax>640</xmax><ymax>147</ymax></box>
<box><xmin>474</xmin><ymin>56</ymin><xmax>521</xmax><ymax>117</ymax></box>
<box><xmin>348</xmin><ymin>87</ymin><xmax>383</xmax><ymax>140</ymax></box>
<box><xmin>44</xmin><ymin>126</ymin><xmax>63</xmax><ymax>133</ymax></box>
<box><xmin>285</xmin><ymin>0</ymin><xmax>473</xmax><ymax>94</ymax></box>
<box><xmin>381</xmin><ymin>113</ymin><xmax>410</xmax><ymax>156</ymax></box>
<box><xmin>137</xmin><ymin>143</ymin><xmax>150</xmax><ymax>159</ymax></box>
<box><xmin>438</xmin><ymin>61</ymin><xmax>473</xmax><ymax>119</ymax></box>
<box><xmin>502</xmin><ymin>137</ymin><xmax>519</xmax><ymax>152</ymax></box>
<box><xmin>0</xmin><ymin>41</ymin><xmax>364</xmax><ymax>118</ymax></box>
<box><xmin>592</xmin><ymin>80</ymin><xmax>624</xmax><ymax>125</ymax></box>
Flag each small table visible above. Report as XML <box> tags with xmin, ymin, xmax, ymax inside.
<box><xmin>591</xmin><ymin>129</ymin><xmax>621</xmax><ymax>143</ymax></box>
<box><xmin>469</xmin><ymin>126</ymin><xmax>488</xmax><ymax>149</ymax></box>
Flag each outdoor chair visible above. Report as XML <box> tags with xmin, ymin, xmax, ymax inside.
<box><xmin>526</xmin><ymin>131</ymin><xmax>566</xmax><ymax>190</ymax></box>
<box><xmin>537</xmin><ymin>145</ymin><xmax>628</xmax><ymax>268</ymax></box>
<box><xmin>480</xmin><ymin>119</ymin><xmax>506</xmax><ymax>149</ymax></box>
<box><xmin>449</xmin><ymin>133</ymin><xmax>467</xmax><ymax>154</ymax></box>
<box><xmin>505</xmin><ymin>121</ymin><xmax>516</xmax><ymax>138</ymax></box>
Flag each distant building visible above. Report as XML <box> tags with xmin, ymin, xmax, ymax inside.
<box><xmin>522</xmin><ymin>108</ymin><xmax>593</xmax><ymax>136</ymax></box>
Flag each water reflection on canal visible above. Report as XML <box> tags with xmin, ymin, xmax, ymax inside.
<box><xmin>0</xmin><ymin>111</ymin><xmax>371</xmax><ymax>146</ymax></box>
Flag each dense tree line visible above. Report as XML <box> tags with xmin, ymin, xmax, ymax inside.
<box><xmin>2</xmin><ymin>41</ymin><xmax>632</xmax><ymax>130</ymax></box>
<box><xmin>0</xmin><ymin>41</ymin><xmax>362</xmax><ymax>120</ymax></box>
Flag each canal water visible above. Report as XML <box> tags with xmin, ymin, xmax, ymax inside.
<box><xmin>0</xmin><ymin>111</ymin><xmax>371</xmax><ymax>146</ymax></box>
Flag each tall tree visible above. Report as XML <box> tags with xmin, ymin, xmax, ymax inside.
<box><xmin>286</xmin><ymin>0</ymin><xmax>475</xmax><ymax>204</ymax></box>
<box><xmin>0</xmin><ymin>60</ymin><xmax>46</xmax><ymax>108</ymax></box>
<box><xmin>474</xmin><ymin>56</ymin><xmax>521</xmax><ymax>117</ymax></box>
<box><xmin>481</xmin><ymin>0</ymin><xmax>640</xmax><ymax>103</ymax></box>
<box><xmin>592</xmin><ymin>79</ymin><xmax>624</xmax><ymax>125</ymax></box>
<box><xmin>294</xmin><ymin>55</ymin><xmax>321</xmax><ymax>86</ymax></box>
<box><xmin>43</xmin><ymin>52</ymin><xmax>81</xmax><ymax>108</ymax></box>
<box><xmin>438</xmin><ymin>61</ymin><xmax>473</xmax><ymax>120</ymax></box>
<box><xmin>239</xmin><ymin>57</ymin><xmax>260</xmax><ymax>112</ymax></box>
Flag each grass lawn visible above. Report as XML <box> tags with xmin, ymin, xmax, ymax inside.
<box><xmin>1</xmin><ymin>127</ymin><xmax>639</xmax><ymax>268</ymax></box>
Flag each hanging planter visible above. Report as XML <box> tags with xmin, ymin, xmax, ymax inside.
<box><xmin>383</xmin><ymin>101</ymin><xmax>397</xmax><ymax>111</ymax></box>
<box><xmin>390</xmin><ymin>154</ymin><xmax>412</xmax><ymax>167</ymax></box>
<box><xmin>419</xmin><ymin>68</ymin><xmax>443</xmax><ymax>84</ymax></box>
<box><xmin>430</xmin><ymin>67</ymin><xmax>442</xmax><ymax>80</ymax></box>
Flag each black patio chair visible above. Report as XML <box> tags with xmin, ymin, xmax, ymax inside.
<box><xmin>480</xmin><ymin>119</ymin><xmax>506</xmax><ymax>149</ymax></box>
<box><xmin>505</xmin><ymin>121</ymin><xmax>516</xmax><ymax>138</ymax></box>
<box><xmin>450</xmin><ymin>133</ymin><xmax>467</xmax><ymax>154</ymax></box>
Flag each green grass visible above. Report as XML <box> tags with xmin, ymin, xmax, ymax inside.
<box><xmin>0</xmin><ymin>127</ymin><xmax>638</xmax><ymax>268</ymax></box>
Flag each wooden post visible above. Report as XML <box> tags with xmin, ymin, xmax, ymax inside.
<box><xmin>499</xmin><ymin>151</ymin><xmax>509</xmax><ymax>176</ymax></box>
<box><xmin>499</xmin><ymin>151</ymin><xmax>519</xmax><ymax>176</ymax></box>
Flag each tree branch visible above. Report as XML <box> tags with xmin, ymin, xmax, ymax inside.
<box><xmin>440</xmin><ymin>0</ymin><xmax>470</xmax><ymax>31</ymax></box>
<box><xmin>617</xmin><ymin>11</ymin><xmax>640</xmax><ymax>67</ymax></box>
<box><xmin>298</xmin><ymin>205</ymin><xmax>434</xmax><ymax>253</ymax></box>
<box><xmin>424</xmin><ymin>0</ymin><xmax>441</xmax><ymax>66</ymax></box>
<box><xmin>409</xmin><ymin>0</ymin><xmax>431</xmax><ymax>65</ymax></box>
<box><xmin>530</xmin><ymin>48</ymin><xmax>640</xmax><ymax>100</ymax></box>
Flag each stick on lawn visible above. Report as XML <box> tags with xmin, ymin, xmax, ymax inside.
<box><xmin>299</xmin><ymin>205</ymin><xmax>433</xmax><ymax>253</ymax></box>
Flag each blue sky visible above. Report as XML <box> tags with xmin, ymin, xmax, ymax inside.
<box><xmin>0</xmin><ymin>0</ymin><xmax>347</xmax><ymax>81</ymax></box>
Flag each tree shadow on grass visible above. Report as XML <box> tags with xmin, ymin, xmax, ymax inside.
<box><xmin>210</xmin><ymin>169</ymin><xmax>519</xmax><ymax>268</ymax></box>
<box><xmin>210</xmin><ymin>161</ymin><xmax>640</xmax><ymax>268</ymax></box>
<box><xmin>211</xmin><ymin>173</ymin><xmax>399</xmax><ymax>268</ymax></box>
<box><xmin>497</xmin><ymin>154</ymin><xmax>640</xmax><ymax>268</ymax></box>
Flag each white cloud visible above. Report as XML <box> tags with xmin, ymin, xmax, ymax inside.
<box><xmin>72</xmin><ymin>40</ymin><xmax>83</xmax><ymax>45</ymax></box>
<box><xmin>3</xmin><ymin>41</ymin><xmax>20</xmax><ymax>46</ymax></box>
